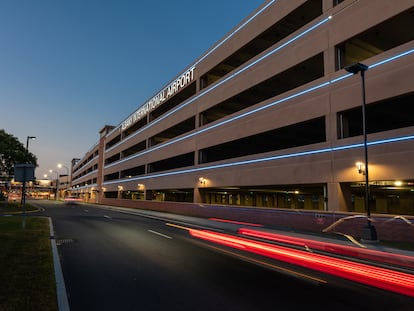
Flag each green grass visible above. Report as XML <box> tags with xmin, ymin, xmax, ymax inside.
<box><xmin>0</xmin><ymin>201</ymin><xmax>38</xmax><ymax>214</ymax></box>
<box><xmin>0</xmin><ymin>216</ymin><xmax>57</xmax><ymax>311</ymax></box>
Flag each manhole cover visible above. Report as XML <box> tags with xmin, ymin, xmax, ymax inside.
<box><xmin>56</xmin><ymin>238</ymin><xmax>75</xmax><ymax>246</ymax></box>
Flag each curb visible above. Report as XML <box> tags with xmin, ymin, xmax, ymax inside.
<box><xmin>48</xmin><ymin>218</ymin><xmax>70</xmax><ymax>311</ymax></box>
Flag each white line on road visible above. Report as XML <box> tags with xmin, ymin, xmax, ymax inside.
<box><xmin>148</xmin><ymin>230</ymin><xmax>172</xmax><ymax>239</ymax></box>
<box><xmin>49</xmin><ymin>218</ymin><xmax>70</xmax><ymax>311</ymax></box>
<box><xmin>103</xmin><ymin>215</ymin><xmax>112</xmax><ymax>219</ymax></box>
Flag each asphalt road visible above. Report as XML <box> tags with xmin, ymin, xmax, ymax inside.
<box><xmin>34</xmin><ymin>201</ymin><xmax>414</xmax><ymax>311</ymax></box>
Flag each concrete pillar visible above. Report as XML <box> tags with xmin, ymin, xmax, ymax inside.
<box><xmin>145</xmin><ymin>190</ymin><xmax>153</xmax><ymax>200</ymax></box>
<box><xmin>194</xmin><ymin>188</ymin><xmax>203</xmax><ymax>203</ymax></box>
<box><xmin>327</xmin><ymin>182</ymin><xmax>352</xmax><ymax>212</ymax></box>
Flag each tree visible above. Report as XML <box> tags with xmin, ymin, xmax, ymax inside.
<box><xmin>0</xmin><ymin>129</ymin><xmax>38</xmax><ymax>179</ymax></box>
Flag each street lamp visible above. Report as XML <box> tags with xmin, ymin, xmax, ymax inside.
<box><xmin>49</xmin><ymin>169</ymin><xmax>59</xmax><ymax>200</ymax></box>
<box><xmin>22</xmin><ymin>136</ymin><xmax>36</xmax><ymax>228</ymax></box>
<box><xmin>345</xmin><ymin>62</ymin><xmax>378</xmax><ymax>242</ymax></box>
<box><xmin>57</xmin><ymin>163</ymin><xmax>69</xmax><ymax>198</ymax></box>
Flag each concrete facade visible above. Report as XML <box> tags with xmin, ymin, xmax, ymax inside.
<box><xmin>70</xmin><ymin>0</ymin><xmax>414</xmax><ymax>232</ymax></box>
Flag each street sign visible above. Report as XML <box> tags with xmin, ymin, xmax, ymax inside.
<box><xmin>14</xmin><ymin>164</ymin><xmax>35</xmax><ymax>182</ymax></box>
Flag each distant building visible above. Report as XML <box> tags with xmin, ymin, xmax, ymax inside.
<box><xmin>71</xmin><ymin>0</ymin><xmax>414</xmax><ymax>216</ymax></box>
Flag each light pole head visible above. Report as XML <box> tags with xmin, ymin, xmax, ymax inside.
<box><xmin>58</xmin><ymin>163</ymin><xmax>69</xmax><ymax>170</ymax></box>
<box><xmin>345</xmin><ymin>62</ymin><xmax>368</xmax><ymax>74</ymax></box>
<box><xmin>25</xmin><ymin>136</ymin><xmax>36</xmax><ymax>162</ymax></box>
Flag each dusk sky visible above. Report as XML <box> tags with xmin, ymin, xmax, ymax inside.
<box><xmin>0</xmin><ymin>0</ymin><xmax>264</xmax><ymax>179</ymax></box>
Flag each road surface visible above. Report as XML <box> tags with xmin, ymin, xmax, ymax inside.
<box><xmin>34</xmin><ymin>201</ymin><xmax>413</xmax><ymax>311</ymax></box>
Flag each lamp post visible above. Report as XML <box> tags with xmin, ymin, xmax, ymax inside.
<box><xmin>345</xmin><ymin>62</ymin><xmax>378</xmax><ymax>242</ymax></box>
<box><xmin>57</xmin><ymin>163</ymin><xmax>69</xmax><ymax>198</ymax></box>
<box><xmin>44</xmin><ymin>174</ymin><xmax>53</xmax><ymax>199</ymax></box>
<box><xmin>49</xmin><ymin>169</ymin><xmax>59</xmax><ymax>200</ymax></box>
<box><xmin>22</xmin><ymin>136</ymin><xmax>36</xmax><ymax>228</ymax></box>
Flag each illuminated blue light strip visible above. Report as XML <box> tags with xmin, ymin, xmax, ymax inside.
<box><xmin>106</xmin><ymin>15</ymin><xmax>332</xmax><ymax>152</ymax></box>
<box><xmin>369</xmin><ymin>48</ymin><xmax>414</xmax><ymax>69</ymax></box>
<box><xmin>103</xmin><ymin>134</ymin><xmax>414</xmax><ymax>186</ymax></box>
<box><xmin>106</xmin><ymin>47</ymin><xmax>414</xmax><ymax>169</ymax></box>
<box><xmin>366</xmin><ymin>135</ymin><xmax>414</xmax><ymax>146</ymax></box>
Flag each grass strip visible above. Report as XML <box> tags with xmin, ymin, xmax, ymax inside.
<box><xmin>0</xmin><ymin>216</ymin><xmax>57</xmax><ymax>311</ymax></box>
<box><xmin>0</xmin><ymin>201</ymin><xmax>38</xmax><ymax>214</ymax></box>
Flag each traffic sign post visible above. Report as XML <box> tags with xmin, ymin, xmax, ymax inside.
<box><xmin>14</xmin><ymin>164</ymin><xmax>35</xmax><ymax>229</ymax></box>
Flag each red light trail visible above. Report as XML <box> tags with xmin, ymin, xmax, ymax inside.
<box><xmin>189</xmin><ymin>228</ymin><xmax>414</xmax><ymax>298</ymax></box>
<box><xmin>238</xmin><ymin>227</ymin><xmax>414</xmax><ymax>269</ymax></box>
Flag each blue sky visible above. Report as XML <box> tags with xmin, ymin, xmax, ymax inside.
<box><xmin>0</xmin><ymin>0</ymin><xmax>264</xmax><ymax>178</ymax></box>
